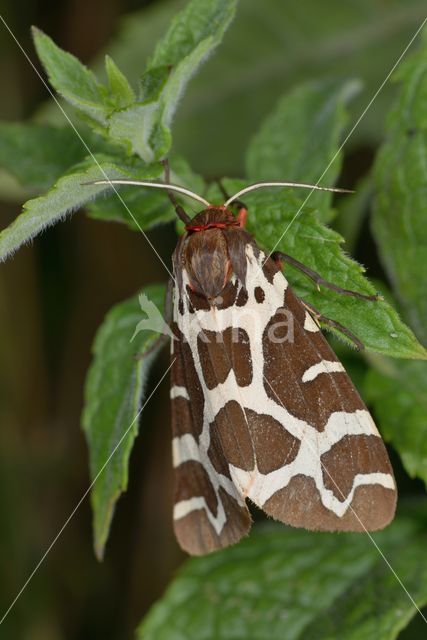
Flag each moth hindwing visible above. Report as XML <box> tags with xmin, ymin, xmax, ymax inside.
<box><xmin>169</xmin><ymin>204</ymin><xmax>396</xmax><ymax>556</ymax></box>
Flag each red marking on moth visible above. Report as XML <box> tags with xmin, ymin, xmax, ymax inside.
<box><xmin>185</xmin><ymin>221</ymin><xmax>240</xmax><ymax>232</ymax></box>
<box><xmin>237</xmin><ymin>207</ymin><xmax>247</xmax><ymax>228</ymax></box>
<box><xmin>185</xmin><ymin>205</ymin><xmax>247</xmax><ymax>233</ymax></box>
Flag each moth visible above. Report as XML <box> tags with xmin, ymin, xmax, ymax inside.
<box><xmin>93</xmin><ymin>172</ymin><xmax>397</xmax><ymax>556</ymax></box>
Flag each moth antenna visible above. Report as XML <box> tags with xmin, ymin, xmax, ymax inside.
<box><xmin>85</xmin><ymin>179</ymin><xmax>211</xmax><ymax>210</ymax></box>
<box><xmin>161</xmin><ymin>159</ymin><xmax>192</xmax><ymax>224</ymax></box>
<box><xmin>223</xmin><ymin>181</ymin><xmax>353</xmax><ymax>207</ymax></box>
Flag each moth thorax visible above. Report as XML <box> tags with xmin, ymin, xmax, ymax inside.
<box><xmin>183</xmin><ymin>208</ymin><xmax>237</xmax><ymax>300</ymax></box>
<box><xmin>185</xmin><ymin>228</ymin><xmax>232</xmax><ymax>300</ymax></box>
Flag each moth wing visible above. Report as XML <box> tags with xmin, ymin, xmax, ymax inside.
<box><xmin>170</xmin><ymin>303</ymin><xmax>252</xmax><ymax>556</ymax></box>
<box><xmin>239</xmin><ymin>250</ymin><xmax>397</xmax><ymax>531</ymax></box>
<box><xmin>172</xmin><ymin>242</ymin><xmax>396</xmax><ymax>552</ymax></box>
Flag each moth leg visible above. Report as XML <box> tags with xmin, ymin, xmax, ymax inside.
<box><xmin>162</xmin><ymin>159</ymin><xmax>191</xmax><ymax>224</ymax></box>
<box><xmin>135</xmin><ymin>279</ymin><xmax>174</xmax><ymax>360</ymax></box>
<box><xmin>301</xmin><ymin>299</ymin><xmax>364</xmax><ymax>351</ymax></box>
<box><xmin>272</xmin><ymin>251</ymin><xmax>379</xmax><ymax>301</ymax></box>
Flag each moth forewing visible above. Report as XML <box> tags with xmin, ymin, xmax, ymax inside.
<box><xmin>250</xmin><ymin>278</ymin><xmax>396</xmax><ymax>531</ymax></box>
<box><xmin>170</xmin><ymin>278</ymin><xmax>252</xmax><ymax>556</ymax></box>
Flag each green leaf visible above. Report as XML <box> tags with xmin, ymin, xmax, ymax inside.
<box><xmin>217</xmin><ymin>76</ymin><xmax>426</xmax><ymax>360</ymax></box>
<box><xmin>139</xmin><ymin>65</ymin><xmax>171</xmax><ymax>102</ymax></box>
<box><xmin>138</xmin><ymin>512</ymin><xmax>427</xmax><ymax>639</ymax></box>
<box><xmin>166</xmin><ymin>0</ymin><xmax>427</xmax><ymax>175</ymax></box>
<box><xmin>0</xmin><ymin>156</ymin><xmax>155</xmax><ymax>262</ymax></box>
<box><xmin>82</xmin><ymin>284</ymin><xmax>166</xmax><ymax>559</ymax></box>
<box><xmin>246</xmin><ymin>78</ymin><xmax>360</xmax><ymax>212</ymax></box>
<box><xmin>107</xmin><ymin>0</ymin><xmax>238</xmax><ymax>162</ymax></box>
<box><xmin>0</xmin><ymin>122</ymin><xmax>120</xmax><ymax>198</ymax></box>
<box><xmin>104</xmin><ymin>55</ymin><xmax>135</xmax><ymax>109</ymax></box>
<box><xmin>0</xmin><ymin>123</ymin><xmax>87</xmax><ymax>191</ymax></box>
<box><xmin>32</xmin><ymin>27</ymin><xmax>108</xmax><ymax>128</ymax></box>
<box><xmin>373</xmin><ymin>32</ymin><xmax>427</xmax><ymax>345</ymax></box>
<box><xmin>365</xmin><ymin>358</ymin><xmax>427</xmax><ymax>488</ymax></box>
<box><xmin>107</xmin><ymin>102</ymin><xmax>163</xmax><ymax>161</ymax></box>
<box><xmin>335</xmin><ymin>176</ymin><xmax>373</xmax><ymax>253</ymax></box>
<box><xmin>38</xmin><ymin>0</ymin><xmax>427</xmax><ymax>174</ymax></box>
<box><xmin>87</xmin><ymin>154</ymin><xmax>204</xmax><ymax>230</ymax></box>
<box><xmin>244</xmin><ymin>187</ymin><xmax>426</xmax><ymax>359</ymax></box>
<box><xmin>148</xmin><ymin>0</ymin><xmax>237</xmax><ymax>69</ymax></box>
<box><xmin>148</xmin><ymin>0</ymin><xmax>238</xmax><ymax>132</ymax></box>
<box><xmin>87</xmin><ymin>179</ymin><xmax>172</xmax><ymax>229</ymax></box>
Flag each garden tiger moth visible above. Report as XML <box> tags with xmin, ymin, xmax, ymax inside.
<box><xmin>91</xmin><ymin>175</ymin><xmax>397</xmax><ymax>556</ymax></box>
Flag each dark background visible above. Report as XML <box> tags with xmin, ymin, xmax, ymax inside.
<box><xmin>0</xmin><ymin>1</ymin><xmax>426</xmax><ymax>638</ymax></box>
<box><xmin>0</xmin><ymin>2</ymin><xmax>178</xmax><ymax>638</ymax></box>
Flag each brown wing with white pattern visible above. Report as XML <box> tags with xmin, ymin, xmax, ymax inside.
<box><xmin>170</xmin><ymin>209</ymin><xmax>396</xmax><ymax>555</ymax></box>
<box><xmin>170</xmin><ymin>306</ymin><xmax>252</xmax><ymax>556</ymax></box>
<box><xmin>253</xmin><ymin>262</ymin><xmax>396</xmax><ymax>531</ymax></box>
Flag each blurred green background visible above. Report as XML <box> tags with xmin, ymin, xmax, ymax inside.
<box><xmin>0</xmin><ymin>0</ymin><xmax>427</xmax><ymax>638</ymax></box>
